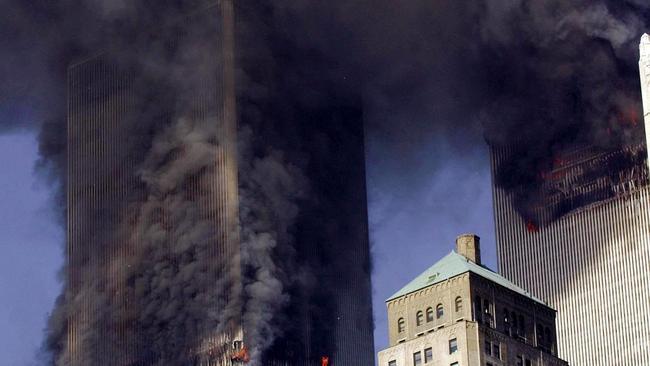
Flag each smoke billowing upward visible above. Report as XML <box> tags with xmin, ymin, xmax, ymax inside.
<box><xmin>1</xmin><ymin>0</ymin><xmax>650</xmax><ymax>364</ymax></box>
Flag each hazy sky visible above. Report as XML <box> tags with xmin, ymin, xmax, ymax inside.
<box><xmin>0</xmin><ymin>132</ymin><xmax>62</xmax><ymax>366</ymax></box>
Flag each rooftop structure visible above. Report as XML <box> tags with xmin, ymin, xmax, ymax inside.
<box><xmin>377</xmin><ymin>234</ymin><xmax>568</xmax><ymax>366</ymax></box>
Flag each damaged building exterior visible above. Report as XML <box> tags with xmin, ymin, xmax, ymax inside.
<box><xmin>63</xmin><ymin>1</ymin><xmax>374</xmax><ymax>365</ymax></box>
<box><xmin>489</xmin><ymin>35</ymin><xmax>650</xmax><ymax>365</ymax></box>
<box><xmin>377</xmin><ymin>234</ymin><xmax>568</xmax><ymax>366</ymax></box>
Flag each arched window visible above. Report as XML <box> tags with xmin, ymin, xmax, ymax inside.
<box><xmin>455</xmin><ymin>296</ymin><xmax>463</xmax><ymax>312</ymax></box>
<box><xmin>426</xmin><ymin>307</ymin><xmax>434</xmax><ymax>322</ymax></box>
<box><xmin>436</xmin><ymin>304</ymin><xmax>444</xmax><ymax>319</ymax></box>
<box><xmin>398</xmin><ymin>317</ymin><xmax>405</xmax><ymax>333</ymax></box>
<box><xmin>416</xmin><ymin>311</ymin><xmax>424</xmax><ymax>326</ymax></box>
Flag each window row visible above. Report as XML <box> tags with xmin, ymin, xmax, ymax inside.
<box><xmin>397</xmin><ymin>297</ymin><xmax>463</xmax><ymax>333</ymax></box>
<box><xmin>503</xmin><ymin>308</ymin><xmax>526</xmax><ymax>339</ymax></box>
<box><xmin>474</xmin><ymin>295</ymin><xmax>494</xmax><ymax>328</ymax></box>
<box><xmin>535</xmin><ymin>323</ymin><xmax>554</xmax><ymax>349</ymax></box>
<box><xmin>484</xmin><ymin>340</ymin><xmax>501</xmax><ymax>360</ymax></box>
<box><xmin>516</xmin><ymin>354</ymin><xmax>533</xmax><ymax>366</ymax></box>
<box><xmin>388</xmin><ymin>360</ymin><xmax>457</xmax><ymax>366</ymax></box>
<box><xmin>411</xmin><ymin>347</ymin><xmax>432</xmax><ymax>365</ymax></box>
<box><xmin>412</xmin><ymin>338</ymin><xmax>457</xmax><ymax>366</ymax></box>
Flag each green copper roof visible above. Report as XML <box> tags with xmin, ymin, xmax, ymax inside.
<box><xmin>386</xmin><ymin>251</ymin><xmax>547</xmax><ymax>306</ymax></box>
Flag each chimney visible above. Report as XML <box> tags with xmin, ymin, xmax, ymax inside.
<box><xmin>456</xmin><ymin>234</ymin><xmax>481</xmax><ymax>265</ymax></box>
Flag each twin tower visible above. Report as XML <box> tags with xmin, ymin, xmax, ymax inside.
<box><xmin>61</xmin><ymin>1</ymin><xmax>374</xmax><ymax>365</ymax></box>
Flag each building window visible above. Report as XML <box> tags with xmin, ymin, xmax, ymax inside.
<box><xmin>455</xmin><ymin>296</ymin><xmax>463</xmax><ymax>312</ymax></box>
<box><xmin>426</xmin><ymin>307</ymin><xmax>434</xmax><ymax>322</ymax></box>
<box><xmin>474</xmin><ymin>296</ymin><xmax>482</xmax><ymax>323</ymax></box>
<box><xmin>493</xmin><ymin>343</ymin><xmax>500</xmax><ymax>359</ymax></box>
<box><xmin>424</xmin><ymin>347</ymin><xmax>433</xmax><ymax>363</ymax></box>
<box><xmin>525</xmin><ymin>360</ymin><xmax>532</xmax><ymax>366</ymax></box>
<box><xmin>398</xmin><ymin>317</ymin><xmax>405</xmax><ymax>333</ymax></box>
<box><xmin>484</xmin><ymin>340</ymin><xmax>491</xmax><ymax>356</ymax></box>
<box><xmin>449</xmin><ymin>338</ymin><xmax>458</xmax><ymax>354</ymax></box>
<box><xmin>436</xmin><ymin>304</ymin><xmax>444</xmax><ymax>319</ymax></box>
<box><xmin>388</xmin><ymin>361</ymin><xmax>396</xmax><ymax>366</ymax></box>
<box><xmin>518</xmin><ymin>314</ymin><xmax>525</xmax><ymax>336</ymax></box>
<box><xmin>483</xmin><ymin>299</ymin><xmax>493</xmax><ymax>327</ymax></box>
<box><xmin>450</xmin><ymin>363</ymin><xmax>458</xmax><ymax>366</ymax></box>
<box><xmin>413</xmin><ymin>351</ymin><xmax>422</xmax><ymax>366</ymax></box>
<box><xmin>516</xmin><ymin>355</ymin><xmax>524</xmax><ymax>366</ymax></box>
<box><xmin>487</xmin><ymin>363</ymin><xmax>494</xmax><ymax>366</ymax></box>
<box><xmin>416</xmin><ymin>311</ymin><xmax>424</xmax><ymax>326</ymax></box>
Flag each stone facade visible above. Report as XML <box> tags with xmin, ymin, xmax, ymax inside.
<box><xmin>377</xmin><ymin>235</ymin><xmax>568</xmax><ymax>366</ymax></box>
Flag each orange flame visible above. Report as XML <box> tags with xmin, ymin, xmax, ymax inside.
<box><xmin>618</xmin><ymin>105</ymin><xmax>640</xmax><ymax>127</ymax></box>
<box><xmin>321</xmin><ymin>356</ymin><xmax>330</xmax><ymax>366</ymax></box>
<box><xmin>526</xmin><ymin>220</ymin><xmax>538</xmax><ymax>233</ymax></box>
<box><xmin>231</xmin><ymin>346</ymin><xmax>250</xmax><ymax>363</ymax></box>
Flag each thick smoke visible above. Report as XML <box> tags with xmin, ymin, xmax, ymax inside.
<box><xmin>1</xmin><ymin>0</ymin><xmax>650</xmax><ymax>364</ymax></box>
<box><xmin>237</xmin><ymin>125</ymin><xmax>308</xmax><ymax>364</ymax></box>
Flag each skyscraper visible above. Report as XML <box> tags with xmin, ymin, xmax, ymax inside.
<box><xmin>489</xmin><ymin>36</ymin><xmax>650</xmax><ymax>365</ymax></box>
<box><xmin>60</xmin><ymin>1</ymin><xmax>374</xmax><ymax>365</ymax></box>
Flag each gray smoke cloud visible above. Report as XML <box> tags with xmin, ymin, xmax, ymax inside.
<box><xmin>237</xmin><ymin>125</ymin><xmax>308</xmax><ymax>364</ymax></box>
<box><xmin>0</xmin><ymin>0</ymin><xmax>649</xmax><ymax>364</ymax></box>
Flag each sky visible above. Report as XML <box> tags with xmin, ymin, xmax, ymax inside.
<box><xmin>367</xmin><ymin>134</ymin><xmax>498</xmax><ymax>354</ymax></box>
<box><xmin>0</xmin><ymin>132</ymin><xmax>62</xmax><ymax>366</ymax></box>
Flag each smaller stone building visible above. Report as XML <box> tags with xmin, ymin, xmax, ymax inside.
<box><xmin>377</xmin><ymin>234</ymin><xmax>568</xmax><ymax>366</ymax></box>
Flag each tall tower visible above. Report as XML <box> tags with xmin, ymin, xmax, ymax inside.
<box><xmin>488</xmin><ymin>36</ymin><xmax>650</xmax><ymax>365</ymax></box>
<box><xmin>60</xmin><ymin>1</ymin><xmax>375</xmax><ymax>365</ymax></box>
<box><xmin>65</xmin><ymin>2</ymin><xmax>241</xmax><ymax>364</ymax></box>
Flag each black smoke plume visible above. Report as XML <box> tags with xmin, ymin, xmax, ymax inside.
<box><xmin>1</xmin><ymin>0</ymin><xmax>650</xmax><ymax>364</ymax></box>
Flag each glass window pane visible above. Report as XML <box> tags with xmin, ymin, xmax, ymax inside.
<box><xmin>388</xmin><ymin>361</ymin><xmax>396</xmax><ymax>366</ymax></box>
<box><xmin>426</xmin><ymin>307</ymin><xmax>434</xmax><ymax>322</ymax></box>
<box><xmin>493</xmin><ymin>343</ymin><xmax>500</xmax><ymax>359</ymax></box>
<box><xmin>398</xmin><ymin>318</ymin><xmax>405</xmax><ymax>333</ymax></box>
<box><xmin>449</xmin><ymin>338</ymin><xmax>458</xmax><ymax>354</ymax></box>
<box><xmin>413</xmin><ymin>351</ymin><xmax>422</xmax><ymax>366</ymax></box>
<box><xmin>424</xmin><ymin>347</ymin><xmax>433</xmax><ymax>362</ymax></box>
<box><xmin>484</xmin><ymin>340</ymin><xmax>491</xmax><ymax>355</ymax></box>
<box><xmin>437</xmin><ymin>304</ymin><xmax>444</xmax><ymax>319</ymax></box>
